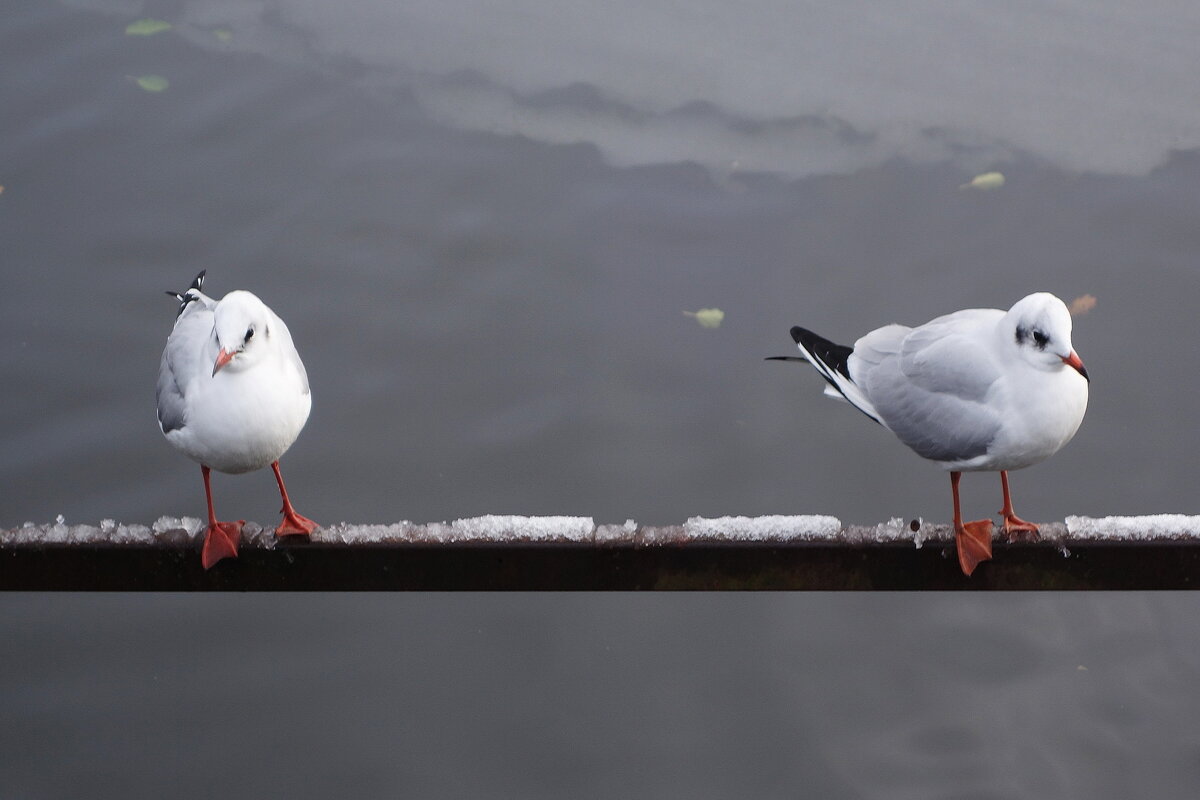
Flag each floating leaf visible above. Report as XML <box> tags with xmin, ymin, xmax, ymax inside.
<box><xmin>213</xmin><ymin>28</ymin><xmax>233</xmax><ymax>43</ymax></box>
<box><xmin>683</xmin><ymin>308</ymin><xmax>725</xmax><ymax>329</ymax></box>
<box><xmin>126</xmin><ymin>19</ymin><xmax>172</xmax><ymax>36</ymax></box>
<box><xmin>1068</xmin><ymin>294</ymin><xmax>1097</xmax><ymax>316</ymax></box>
<box><xmin>959</xmin><ymin>171</ymin><xmax>1005</xmax><ymax>190</ymax></box>
<box><xmin>133</xmin><ymin>75</ymin><xmax>170</xmax><ymax>92</ymax></box>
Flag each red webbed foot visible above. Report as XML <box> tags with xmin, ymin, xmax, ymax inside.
<box><xmin>201</xmin><ymin>519</ymin><xmax>244</xmax><ymax>569</ymax></box>
<box><xmin>275</xmin><ymin>508</ymin><xmax>318</xmax><ymax>537</ymax></box>
<box><xmin>997</xmin><ymin>471</ymin><xmax>1039</xmax><ymax>543</ymax></box>
<box><xmin>955</xmin><ymin>519</ymin><xmax>994</xmax><ymax>576</ymax></box>
<box><xmin>1000</xmin><ymin>513</ymin><xmax>1040</xmax><ymax>544</ymax></box>
<box><xmin>270</xmin><ymin>461</ymin><xmax>316</xmax><ymax>538</ymax></box>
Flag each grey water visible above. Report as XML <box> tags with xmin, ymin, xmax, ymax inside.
<box><xmin>3</xmin><ymin>1</ymin><xmax>1200</xmax><ymax>797</ymax></box>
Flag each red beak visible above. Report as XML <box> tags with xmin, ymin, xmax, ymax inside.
<box><xmin>1062</xmin><ymin>350</ymin><xmax>1088</xmax><ymax>382</ymax></box>
<box><xmin>212</xmin><ymin>348</ymin><xmax>235</xmax><ymax>376</ymax></box>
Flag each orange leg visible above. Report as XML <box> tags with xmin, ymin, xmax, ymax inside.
<box><xmin>951</xmin><ymin>471</ymin><xmax>993</xmax><ymax>576</ymax></box>
<box><xmin>998</xmin><ymin>470</ymin><xmax>1039</xmax><ymax>542</ymax></box>
<box><xmin>199</xmin><ymin>465</ymin><xmax>243</xmax><ymax>569</ymax></box>
<box><xmin>271</xmin><ymin>461</ymin><xmax>318</xmax><ymax>537</ymax></box>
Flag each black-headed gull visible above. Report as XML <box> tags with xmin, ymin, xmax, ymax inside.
<box><xmin>771</xmin><ymin>292</ymin><xmax>1089</xmax><ymax>575</ymax></box>
<box><xmin>157</xmin><ymin>271</ymin><xmax>316</xmax><ymax>568</ymax></box>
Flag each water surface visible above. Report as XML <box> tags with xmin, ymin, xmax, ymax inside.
<box><xmin>3</xmin><ymin>2</ymin><xmax>1200</xmax><ymax>797</ymax></box>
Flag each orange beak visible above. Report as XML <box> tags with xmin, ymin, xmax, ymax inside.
<box><xmin>212</xmin><ymin>348</ymin><xmax>235</xmax><ymax>376</ymax></box>
<box><xmin>1062</xmin><ymin>350</ymin><xmax>1088</xmax><ymax>382</ymax></box>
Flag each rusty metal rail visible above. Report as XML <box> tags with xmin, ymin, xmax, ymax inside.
<box><xmin>2</xmin><ymin>516</ymin><xmax>1198</xmax><ymax>590</ymax></box>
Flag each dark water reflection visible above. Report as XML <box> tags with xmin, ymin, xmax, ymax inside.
<box><xmin>3</xmin><ymin>2</ymin><xmax>1200</xmax><ymax>797</ymax></box>
<box><xmin>4</xmin><ymin>594</ymin><xmax>1200</xmax><ymax>798</ymax></box>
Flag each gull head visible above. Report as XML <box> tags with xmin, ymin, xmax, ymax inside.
<box><xmin>211</xmin><ymin>290</ymin><xmax>273</xmax><ymax>376</ymax></box>
<box><xmin>1003</xmin><ymin>293</ymin><xmax>1089</xmax><ymax>382</ymax></box>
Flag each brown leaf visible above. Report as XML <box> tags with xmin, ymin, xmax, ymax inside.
<box><xmin>1068</xmin><ymin>294</ymin><xmax>1097</xmax><ymax>316</ymax></box>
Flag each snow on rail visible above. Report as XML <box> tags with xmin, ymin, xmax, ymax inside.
<box><xmin>3</xmin><ymin>514</ymin><xmax>1199</xmax><ymax>548</ymax></box>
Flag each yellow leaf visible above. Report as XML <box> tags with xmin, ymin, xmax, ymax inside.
<box><xmin>133</xmin><ymin>75</ymin><xmax>170</xmax><ymax>93</ymax></box>
<box><xmin>126</xmin><ymin>19</ymin><xmax>172</xmax><ymax>36</ymax></box>
<box><xmin>959</xmin><ymin>171</ymin><xmax>1005</xmax><ymax>190</ymax></box>
<box><xmin>683</xmin><ymin>308</ymin><xmax>725</xmax><ymax>329</ymax></box>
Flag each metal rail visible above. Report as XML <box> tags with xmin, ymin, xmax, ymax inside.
<box><xmin>3</xmin><ymin>517</ymin><xmax>1197</xmax><ymax>590</ymax></box>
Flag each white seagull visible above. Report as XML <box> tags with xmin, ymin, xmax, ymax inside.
<box><xmin>157</xmin><ymin>271</ymin><xmax>317</xmax><ymax>569</ymax></box>
<box><xmin>771</xmin><ymin>292</ymin><xmax>1089</xmax><ymax>575</ymax></box>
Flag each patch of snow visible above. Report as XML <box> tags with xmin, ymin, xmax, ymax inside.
<box><xmin>0</xmin><ymin>517</ymin><xmax>205</xmax><ymax>546</ymax></box>
<box><xmin>152</xmin><ymin>516</ymin><xmax>204</xmax><ymax>536</ymax></box>
<box><xmin>1066</xmin><ymin>515</ymin><xmax>1200</xmax><ymax>541</ymax></box>
<box><xmin>310</xmin><ymin>517</ymin><xmax>596</xmax><ymax>544</ymax></box>
<box><xmin>683</xmin><ymin>515</ymin><xmax>842</xmax><ymax>542</ymax></box>
<box><xmin>448</xmin><ymin>515</ymin><xmax>595</xmax><ymax>543</ymax></box>
<box><xmin>2</xmin><ymin>521</ymin><xmax>155</xmax><ymax>546</ymax></box>
<box><xmin>843</xmin><ymin>517</ymin><xmax>938</xmax><ymax>545</ymax></box>
<box><xmin>871</xmin><ymin>517</ymin><xmax>911</xmax><ymax>543</ymax></box>
<box><xmin>147</xmin><ymin>516</ymin><xmax>203</xmax><ymax>546</ymax></box>
<box><xmin>416</xmin><ymin>523</ymin><xmax>456</xmax><ymax>544</ymax></box>
<box><xmin>240</xmin><ymin>523</ymin><xmax>271</xmax><ymax>549</ymax></box>
<box><xmin>595</xmin><ymin>519</ymin><xmax>639</xmax><ymax>544</ymax></box>
<box><xmin>312</xmin><ymin>522</ymin><xmax>422</xmax><ymax>544</ymax></box>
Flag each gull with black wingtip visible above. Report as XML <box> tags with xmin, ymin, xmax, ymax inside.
<box><xmin>770</xmin><ymin>292</ymin><xmax>1089</xmax><ymax>575</ymax></box>
<box><xmin>157</xmin><ymin>271</ymin><xmax>317</xmax><ymax>568</ymax></box>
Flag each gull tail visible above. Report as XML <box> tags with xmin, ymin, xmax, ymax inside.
<box><xmin>767</xmin><ymin>326</ymin><xmax>885</xmax><ymax>426</ymax></box>
<box><xmin>165</xmin><ymin>270</ymin><xmax>207</xmax><ymax>318</ymax></box>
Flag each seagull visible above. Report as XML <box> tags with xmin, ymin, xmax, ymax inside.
<box><xmin>157</xmin><ymin>271</ymin><xmax>317</xmax><ymax>569</ymax></box>
<box><xmin>770</xmin><ymin>292</ymin><xmax>1089</xmax><ymax>576</ymax></box>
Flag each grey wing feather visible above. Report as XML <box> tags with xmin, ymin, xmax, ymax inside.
<box><xmin>859</xmin><ymin>310</ymin><xmax>1004</xmax><ymax>462</ymax></box>
<box><xmin>157</xmin><ymin>304</ymin><xmax>213</xmax><ymax>433</ymax></box>
<box><xmin>850</xmin><ymin>324</ymin><xmax>909</xmax><ymax>373</ymax></box>
<box><xmin>897</xmin><ymin>309</ymin><xmax>1003</xmax><ymax>399</ymax></box>
<box><xmin>156</xmin><ymin>352</ymin><xmax>186</xmax><ymax>433</ymax></box>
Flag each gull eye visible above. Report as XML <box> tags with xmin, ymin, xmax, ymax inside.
<box><xmin>1032</xmin><ymin>330</ymin><xmax>1049</xmax><ymax>349</ymax></box>
<box><xmin>244</xmin><ymin>327</ymin><xmax>255</xmax><ymax>343</ymax></box>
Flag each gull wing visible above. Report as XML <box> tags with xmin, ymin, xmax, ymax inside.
<box><xmin>859</xmin><ymin>309</ymin><xmax>1005</xmax><ymax>463</ymax></box>
<box><xmin>156</xmin><ymin>300</ymin><xmax>215</xmax><ymax>434</ymax></box>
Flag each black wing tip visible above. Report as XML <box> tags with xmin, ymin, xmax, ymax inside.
<box><xmin>788</xmin><ymin>326</ymin><xmax>854</xmax><ymax>382</ymax></box>
<box><xmin>790</xmin><ymin>326</ymin><xmax>829</xmax><ymax>352</ymax></box>
<box><xmin>166</xmin><ymin>271</ymin><xmax>208</xmax><ymax>318</ymax></box>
